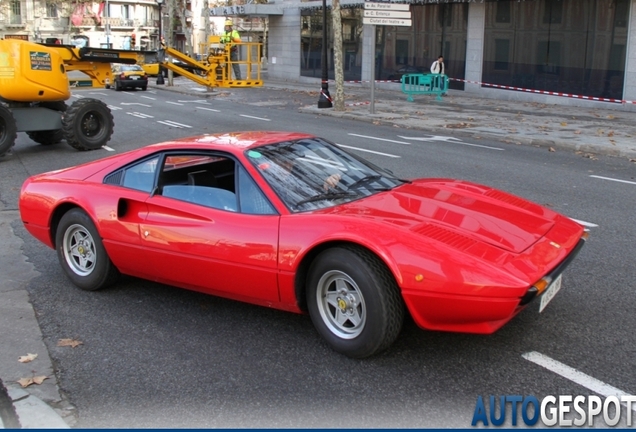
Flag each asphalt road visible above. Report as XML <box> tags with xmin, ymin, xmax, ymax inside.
<box><xmin>2</xmin><ymin>84</ymin><xmax>636</xmax><ymax>427</ymax></box>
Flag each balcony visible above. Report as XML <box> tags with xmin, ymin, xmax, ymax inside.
<box><xmin>135</xmin><ymin>19</ymin><xmax>159</xmax><ymax>28</ymax></box>
<box><xmin>105</xmin><ymin>17</ymin><xmax>135</xmax><ymax>28</ymax></box>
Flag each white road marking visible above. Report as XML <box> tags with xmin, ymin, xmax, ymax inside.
<box><xmin>102</xmin><ymin>146</ymin><xmax>115</xmax><ymax>152</ymax></box>
<box><xmin>121</xmin><ymin>92</ymin><xmax>137</xmax><ymax>96</ymax></box>
<box><xmin>140</xmin><ymin>96</ymin><xmax>156</xmax><ymax>100</ymax></box>
<box><xmin>165</xmin><ymin>101</ymin><xmax>184</xmax><ymax>106</ymax></box>
<box><xmin>89</xmin><ymin>92</ymin><xmax>108</xmax><ymax>96</ymax></box>
<box><xmin>399</xmin><ymin>135</ymin><xmax>504</xmax><ymax>151</ymax></box>
<box><xmin>348</xmin><ymin>133</ymin><xmax>411</xmax><ymax>145</ymax></box>
<box><xmin>336</xmin><ymin>144</ymin><xmax>401</xmax><ymax>158</ymax></box>
<box><xmin>590</xmin><ymin>175</ymin><xmax>636</xmax><ymax>186</ymax></box>
<box><xmin>240</xmin><ymin>115</ymin><xmax>271</xmax><ymax>121</ymax></box>
<box><xmin>71</xmin><ymin>94</ymin><xmax>83</xmax><ymax>99</ymax></box>
<box><xmin>127</xmin><ymin>112</ymin><xmax>154</xmax><ymax>119</ymax></box>
<box><xmin>196</xmin><ymin>107</ymin><xmax>220</xmax><ymax>112</ymax></box>
<box><xmin>157</xmin><ymin>120</ymin><xmax>192</xmax><ymax>128</ymax></box>
<box><xmin>107</xmin><ymin>105</ymin><xmax>122</xmax><ymax>110</ymax></box>
<box><xmin>178</xmin><ymin>100</ymin><xmax>210</xmax><ymax>104</ymax></box>
<box><xmin>121</xmin><ymin>103</ymin><xmax>151</xmax><ymax>107</ymax></box>
<box><xmin>522</xmin><ymin>351</ymin><xmax>636</xmax><ymax>410</ymax></box>
<box><xmin>570</xmin><ymin>218</ymin><xmax>599</xmax><ymax>228</ymax></box>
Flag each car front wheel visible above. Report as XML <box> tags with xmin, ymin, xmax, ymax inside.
<box><xmin>55</xmin><ymin>208</ymin><xmax>120</xmax><ymax>291</ymax></box>
<box><xmin>306</xmin><ymin>246</ymin><xmax>405</xmax><ymax>358</ymax></box>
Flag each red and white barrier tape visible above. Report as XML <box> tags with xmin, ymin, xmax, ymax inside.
<box><xmin>330</xmin><ymin>77</ymin><xmax>634</xmax><ymax>105</ymax></box>
<box><xmin>346</xmin><ymin>101</ymin><xmax>371</xmax><ymax>106</ymax></box>
<box><xmin>449</xmin><ymin>77</ymin><xmax>636</xmax><ymax>105</ymax></box>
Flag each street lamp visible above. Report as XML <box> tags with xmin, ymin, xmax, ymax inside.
<box><xmin>317</xmin><ymin>0</ymin><xmax>332</xmax><ymax>108</ymax></box>
<box><xmin>156</xmin><ymin>0</ymin><xmax>165</xmax><ymax>85</ymax></box>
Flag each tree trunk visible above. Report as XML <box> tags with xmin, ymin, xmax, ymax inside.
<box><xmin>332</xmin><ymin>0</ymin><xmax>345</xmax><ymax>111</ymax></box>
<box><xmin>167</xmin><ymin>0</ymin><xmax>176</xmax><ymax>86</ymax></box>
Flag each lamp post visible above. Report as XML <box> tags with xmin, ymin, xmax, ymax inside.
<box><xmin>156</xmin><ymin>0</ymin><xmax>165</xmax><ymax>85</ymax></box>
<box><xmin>105</xmin><ymin>0</ymin><xmax>110</xmax><ymax>48</ymax></box>
<box><xmin>317</xmin><ymin>0</ymin><xmax>332</xmax><ymax>108</ymax></box>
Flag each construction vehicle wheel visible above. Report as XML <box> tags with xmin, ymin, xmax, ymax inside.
<box><xmin>0</xmin><ymin>104</ymin><xmax>17</xmax><ymax>158</ymax></box>
<box><xmin>26</xmin><ymin>101</ymin><xmax>67</xmax><ymax>145</ymax></box>
<box><xmin>62</xmin><ymin>99</ymin><xmax>114</xmax><ymax>151</ymax></box>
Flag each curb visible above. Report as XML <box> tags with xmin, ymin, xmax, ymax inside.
<box><xmin>4</xmin><ymin>387</ymin><xmax>70</xmax><ymax>429</ymax></box>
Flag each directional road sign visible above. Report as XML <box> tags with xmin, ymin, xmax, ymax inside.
<box><xmin>362</xmin><ymin>17</ymin><xmax>412</xmax><ymax>26</ymax></box>
<box><xmin>364</xmin><ymin>9</ymin><xmax>411</xmax><ymax>18</ymax></box>
<box><xmin>364</xmin><ymin>2</ymin><xmax>410</xmax><ymax>11</ymax></box>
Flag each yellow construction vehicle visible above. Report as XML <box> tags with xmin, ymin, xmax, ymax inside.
<box><xmin>159</xmin><ymin>37</ymin><xmax>263</xmax><ymax>88</ymax></box>
<box><xmin>0</xmin><ymin>38</ymin><xmax>159</xmax><ymax>157</ymax></box>
<box><xmin>0</xmin><ymin>38</ymin><xmax>262</xmax><ymax>158</ymax></box>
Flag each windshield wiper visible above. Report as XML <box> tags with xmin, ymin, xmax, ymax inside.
<box><xmin>295</xmin><ymin>191</ymin><xmax>357</xmax><ymax>207</ymax></box>
<box><xmin>348</xmin><ymin>175</ymin><xmax>382</xmax><ymax>189</ymax></box>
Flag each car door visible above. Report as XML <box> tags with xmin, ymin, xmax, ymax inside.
<box><xmin>99</xmin><ymin>155</ymin><xmax>160</xmax><ymax>280</ymax></box>
<box><xmin>139</xmin><ymin>153</ymin><xmax>281</xmax><ymax>304</ymax></box>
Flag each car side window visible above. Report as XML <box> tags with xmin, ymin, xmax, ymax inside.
<box><xmin>122</xmin><ymin>156</ymin><xmax>159</xmax><ymax>192</ymax></box>
<box><xmin>157</xmin><ymin>153</ymin><xmax>238</xmax><ymax>212</ymax></box>
<box><xmin>237</xmin><ymin>165</ymin><xmax>276</xmax><ymax>215</ymax></box>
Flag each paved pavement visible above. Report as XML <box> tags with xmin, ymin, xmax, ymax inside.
<box><xmin>152</xmin><ymin>74</ymin><xmax>636</xmax><ymax>159</ymax></box>
<box><xmin>1</xmin><ymin>74</ymin><xmax>635</xmax><ymax>428</ymax></box>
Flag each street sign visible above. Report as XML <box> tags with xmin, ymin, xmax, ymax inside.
<box><xmin>362</xmin><ymin>17</ymin><xmax>412</xmax><ymax>26</ymax></box>
<box><xmin>363</xmin><ymin>9</ymin><xmax>411</xmax><ymax>18</ymax></box>
<box><xmin>364</xmin><ymin>2</ymin><xmax>410</xmax><ymax>11</ymax></box>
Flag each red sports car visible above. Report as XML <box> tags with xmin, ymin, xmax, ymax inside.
<box><xmin>19</xmin><ymin>131</ymin><xmax>587</xmax><ymax>358</ymax></box>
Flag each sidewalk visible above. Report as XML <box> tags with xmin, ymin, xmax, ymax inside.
<box><xmin>152</xmin><ymin>75</ymin><xmax>636</xmax><ymax>159</ymax></box>
<box><xmin>0</xmin><ymin>206</ymin><xmax>72</xmax><ymax>429</ymax></box>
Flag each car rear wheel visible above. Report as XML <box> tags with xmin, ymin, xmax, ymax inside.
<box><xmin>306</xmin><ymin>246</ymin><xmax>405</xmax><ymax>358</ymax></box>
<box><xmin>55</xmin><ymin>208</ymin><xmax>120</xmax><ymax>291</ymax></box>
<box><xmin>62</xmin><ymin>98</ymin><xmax>114</xmax><ymax>151</ymax></box>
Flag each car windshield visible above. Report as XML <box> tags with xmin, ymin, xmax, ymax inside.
<box><xmin>246</xmin><ymin>137</ymin><xmax>405</xmax><ymax>212</ymax></box>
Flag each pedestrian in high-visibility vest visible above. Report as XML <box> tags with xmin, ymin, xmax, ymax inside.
<box><xmin>221</xmin><ymin>19</ymin><xmax>242</xmax><ymax>80</ymax></box>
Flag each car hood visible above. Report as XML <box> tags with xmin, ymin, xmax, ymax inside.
<box><xmin>328</xmin><ymin>179</ymin><xmax>557</xmax><ymax>254</ymax></box>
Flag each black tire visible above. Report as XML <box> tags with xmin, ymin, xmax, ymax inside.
<box><xmin>55</xmin><ymin>208</ymin><xmax>120</xmax><ymax>291</ymax></box>
<box><xmin>114</xmin><ymin>81</ymin><xmax>121</xmax><ymax>91</ymax></box>
<box><xmin>306</xmin><ymin>245</ymin><xmax>405</xmax><ymax>358</ymax></box>
<box><xmin>0</xmin><ymin>104</ymin><xmax>17</xmax><ymax>158</ymax></box>
<box><xmin>62</xmin><ymin>98</ymin><xmax>114</xmax><ymax>151</ymax></box>
<box><xmin>26</xmin><ymin>101</ymin><xmax>67</xmax><ymax>146</ymax></box>
<box><xmin>0</xmin><ymin>378</ymin><xmax>21</xmax><ymax>429</ymax></box>
<box><xmin>141</xmin><ymin>86</ymin><xmax>147</xmax><ymax>91</ymax></box>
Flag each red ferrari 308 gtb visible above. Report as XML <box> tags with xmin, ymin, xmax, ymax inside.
<box><xmin>19</xmin><ymin>131</ymin><xmax>587</xmax><ymax>358</ymax></box>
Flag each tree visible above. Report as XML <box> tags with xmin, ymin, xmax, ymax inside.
<box><xmin>331</xmin><ymin>0</ymin><xmax>344</xmax><ymax>111</ymax></box>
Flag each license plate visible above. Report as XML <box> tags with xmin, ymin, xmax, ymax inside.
<box><xmin>539</xmin><ymin>274</ymin><xmax>563</xmax><ymax>313</ymax></box>
<box><xmin>131</xmin><ymin>76</ymin><xmax>139</xmax><ymax>80</ymax></box>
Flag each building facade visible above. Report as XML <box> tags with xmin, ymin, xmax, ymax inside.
<box><xmin>4</xmin><ymin>0</ymin><xmax>636</xmax><ymax>108</ymax></box>
<box><xmin>261</xmin><ymin>0</ymin><xmax>636</xmax><ymax>108</ymax></box>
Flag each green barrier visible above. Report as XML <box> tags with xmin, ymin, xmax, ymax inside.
<box><xmin>401</xmin><ymin>73</ymin><xmax>448</xmax><ymax>102</ymax></box>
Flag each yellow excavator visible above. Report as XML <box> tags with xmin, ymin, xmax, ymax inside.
<box><xmin>0</xmin><ymin>37</ymin><xmax>262</xmax><ymax>158</ymax></box>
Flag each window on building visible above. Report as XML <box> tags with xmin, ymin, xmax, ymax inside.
<box><xmin>496</xmin><ymin>2</ymin><xmax>510</xmax><ymax>23</ymax></box>
<box><xmin>494</xmin><ymin>39</ymin><xmax>510</xmax><ymax>70</ymax></box>
<box><xmin>543</xmin><ymin>0</ymin><xmax>563</xmax><ymax>24</ymax></box>
<box><xmin>614</xmin><ymin>0</ymin><xmax>629</xmax><ymax>27</ymax></box>
<box><xmin>46</xmin><ymin>2</ymin><xmax>58</xmax><ymax>18</ymax></box>
<box><xmin>122</xmin><ymin>5</ymin><xmax>130</xmax><ymax>19</ymax></box>
<box><xmin>10</xmin><ymin>0</ymin><xmax>21</xmax><ymax>24</ymax></box>
<box><xmin>438</xmin><ymin>4</ymin><xmax>452</xmax><ymax>27</ymax></box>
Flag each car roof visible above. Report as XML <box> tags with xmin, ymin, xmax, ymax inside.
<box><xmin>143</xmin><ymin>131</ymin><xmax>317</xmax><ymax>155</ymax></box>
